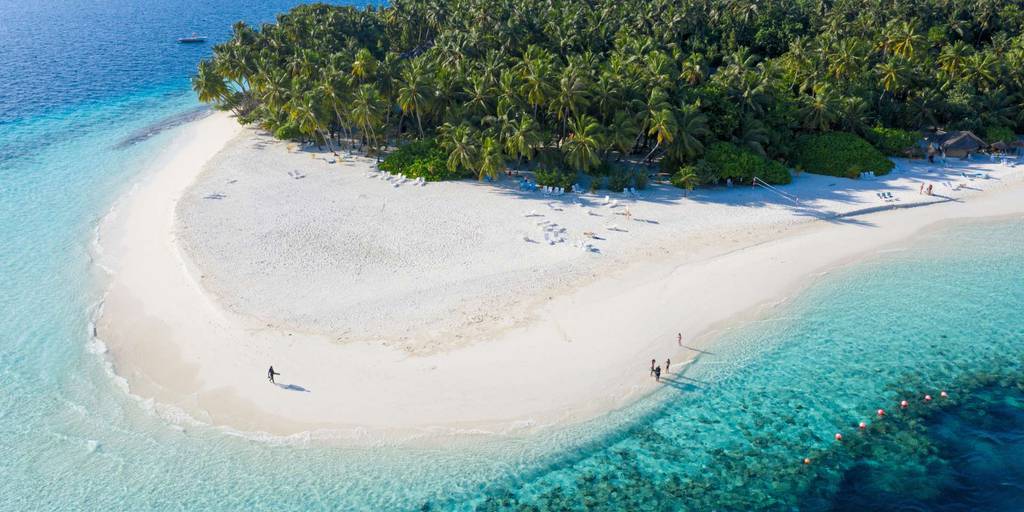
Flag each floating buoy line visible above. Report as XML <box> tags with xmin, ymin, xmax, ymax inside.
<box><xmin>804</xmin><ymin>390</ymin><xmax>950</xmax><ymax>465</ymax></box>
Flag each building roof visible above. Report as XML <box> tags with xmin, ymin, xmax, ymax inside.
<box><xmin>921</xmin><ymin>130</ymin><xmax>986</xmax><ymax>151</ymax></box>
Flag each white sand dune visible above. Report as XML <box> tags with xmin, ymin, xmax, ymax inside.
<box><xmin>95</xmin><ymin>111</ymin><xmax>1024</xmax><ymax>440</ymax></box>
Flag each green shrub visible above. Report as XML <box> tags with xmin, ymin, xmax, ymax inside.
<box><xmin>587</xmin><ymin>160</ymin><xmax>614</xmax><ymax>177</ymax></box>
<box><xmin>534</xmin><ymin>168</ymin><xmax>575</xmax><ymax>189</ymax></box>
<box><xmin>985</xmin><ymin>125</ymin><xmax>1015</xmax><ymax>144</ymax></box>
<box><xmin>670</xmin><ymin>165</ymin><xmax>700</xmax><ymax>193</ymax></box>
<box><xmin>698</xmin><ymin>142</ymin><xmax>792</xmax><ymax>185</ymax></box>
<box><xmin>273</xmin><ymin>122</ymin><xmax>303</xmax><ymax>140</ymax></box>
<box><xmin>607</xmin><ymin>170</ymin><xmax>631</xmax><ymax>192</ymax></box>
<box><xmin>634</xmin><ymin>171</ymin><xmax>649</xmax><ymax>190</ymax></box>
<box><xmin>379</xmin><ymin>139</ymin><xmax>465</xmax><ymax>181</ymax></box>
<box><xmin>792</xmin><ymin>132</ymin><xmax>893</xmax><ymax>179</ymax></box>
<box><xmin>867</xmin><ymin>126</ymin><xmax>918</xmax><ymax>156</ymax></box>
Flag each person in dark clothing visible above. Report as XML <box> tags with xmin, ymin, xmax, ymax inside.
<box><xmin>654</xmin><ymin>365</ymin><xmax>662</xmax><ymax>382</ymax></box>
<box><xmin>650</xmin><ymin>359</ymin><xmax>656</xmax><ymax>376</ymax></box>
<box><xmin>665</xmin><ymin>358</ymin><xmax>671</xmax><ymax>373</ymax></box>
<box><xmin>268</xmin><ymin>366</ymin><xmax>280</xmax><ymax>384</ymax></box>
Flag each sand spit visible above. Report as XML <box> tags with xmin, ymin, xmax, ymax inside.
<box><xmin>96</xmin><ymin>113</ymin><xmax>1024</xmax><ymax>439</ymax></box>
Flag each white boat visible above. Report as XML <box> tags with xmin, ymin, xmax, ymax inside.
<box><xmin>177</xmin><ymin>33</ymin><xmax>207</xmax><ymax>44</ymax></box>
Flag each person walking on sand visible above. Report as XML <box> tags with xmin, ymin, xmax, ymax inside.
<box><xmin>267</xmin><ymin>366</ymin><xmax>280</xmax><ymax>384</ymax></box>
<box><xmin>650</xmin><ymin>359</ymin><xmax>656</xmax><ymax>376</ymax></box>
<box><xmin>654</xmin><ymin>365</ymin><xmax>662</xmax><ymax>382</ymax></box>
<box><xmin>677</xmin><ymin>332</ymin><xmax>682</xmax><ymax>346</ymax></box>
<box><xmin>665</xmin><ymin>358</ymin><xmax>671</xmax><ymax>373</ymax></box>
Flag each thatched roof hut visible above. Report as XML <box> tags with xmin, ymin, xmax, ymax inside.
<box><xmin>921</xmin><ymin>130</ymin><xmax>987</xmax><ymax>157</ymax></box>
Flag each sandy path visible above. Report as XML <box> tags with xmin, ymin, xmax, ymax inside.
<box><xmin>95</xmin><ymin>112</ymin><xmax>1024</xmax><ymax>440</ymax></box>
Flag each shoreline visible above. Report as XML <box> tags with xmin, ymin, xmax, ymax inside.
<box><xmin>94</xmin><ymin>112</ymin><xmax>1024</xmax><ymax>442</ymax></box>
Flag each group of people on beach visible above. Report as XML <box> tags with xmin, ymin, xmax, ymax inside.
<box><xmin>649</xmin><ymin>332</ymin><xmax>685</xmax><ymax>382</ymax></box>
<box><xmin>919</xmin><ymin>182</ymin><xmax>934</xmax><ymax>195</ymax></box>
<box><xmin>650</xmin><ymin>358</ymin><xmax>671</xmax><ymax>381</ymax></box>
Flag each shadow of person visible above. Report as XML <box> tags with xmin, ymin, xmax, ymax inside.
<box><xmin>276</xmin><ymin>383</ymin><xmax>311</xmax><ymax>392</ymax></box>
<box><xmin>659</xmin><ymin>377</ymin><xmax>700</xmax><ymax>392</ymax></box>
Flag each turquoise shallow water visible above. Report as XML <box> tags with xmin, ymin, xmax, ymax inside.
<box><xmin>1</xmin><ymin>1</ymin><xmax>1023</xmax><ymax>510</ymax></box>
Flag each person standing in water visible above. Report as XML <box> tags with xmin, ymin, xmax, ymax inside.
<box><xmin>267</xmin><ymin>366</ymin><xmax>280</xmax><ymax>384</ymax></box>
<box><xmin>654</xmin><ymin>365</ymin><xmax>662</xmax><ymax>382</ymax></box>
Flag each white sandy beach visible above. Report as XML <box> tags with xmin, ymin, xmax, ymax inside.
<box><xmin>95</xmin><ymin>111</ymin><xmax>1024</xmax><ymax>440</ymax></box>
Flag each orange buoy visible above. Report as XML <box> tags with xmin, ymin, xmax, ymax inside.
<box><xmin>877</xmin><ymin>409</ymin><xmax>886</xmax><ymax>417</ymax></box>
<box><xmin>900</xmin><ymin>400</ymin><xmax>909</xmax><ymax>409</ymax></box>
<box><xmin>835</xmin><ymin>433</ymin><xmax>843</xmax><ymax>441</ymax></box>
<box><xmin>803</xmin><ymin>458</ymin><xmax>811</xmax><ymax>465</ymax></box>
<box><xmin>924</xmin><ymin>394</ymin><xmax>932</xmax><ymax>402</ymax></box>
<box><xmin>940</xmin><ymin>391</ymin><xmax>948</xmax><ymax>398</ymax></box>
<box><xmin>858</xmin><ymin>421</ymin><xmax>867</xmax><ymax>430</ymax></box>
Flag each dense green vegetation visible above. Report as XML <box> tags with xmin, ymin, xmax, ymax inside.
<box><xmin>793</xmin><ymin>133</ymin><xmax>895</xmax><ymax>178</ymax></box>
<box><xmin>194</xmin><ymin>0</ymin><xmax>1024</xmax><ymax>186</ymax></box>
<box><xmin>376</xmin><ymin>138</ymin><xmax>463</xmax><ymax>180</ymax></box>
<box><xmin>697</xmin><ymin>142</ymin><xmax>792</xmax><ymax>185</ymax></box>
<box><xmin>866</xmin><ymin>126</ymin><xmax>920</xmax><ymax>156</ymax></box>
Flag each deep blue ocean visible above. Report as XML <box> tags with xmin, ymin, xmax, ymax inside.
<box><xmin>0</xmin><ymin>1</ymin><xmax>1022</xmax><ymax>510</ymax></box>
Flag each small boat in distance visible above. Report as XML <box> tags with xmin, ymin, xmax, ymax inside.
<box><xmin>177</xmin><ymin>33</ymin><xmax>207</xmax><ymax>44</ymax></box>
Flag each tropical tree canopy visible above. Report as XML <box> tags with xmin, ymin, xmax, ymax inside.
<box><xmin>196</xmin><ymin>0</ymin><xmax>1024</xmax><ymax>178</ymax></box>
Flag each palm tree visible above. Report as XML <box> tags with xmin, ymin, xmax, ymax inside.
<box><xmin>643</xmin><ymin>108</ymin><xmax>676</xmax><ymax>162</ymax></box>
<box><xmin>477</xmin><ymin>137</ymin><xmax>505</xmax><ymax>181</ymax></box>
<box><xmin>465</xmin><ymin>76</ymin><xmax>493</xmax><ymax>117</ymax></box>
<box><xmin>518</xmin><ymin>46</ymin><xmax>555</xmax><ymax>120</ymax></box>
<box><xmin>608</xmin><ymin>111</ymin><xmax>639</xmax><ymax>160</ymax></box>
<box><xmin>669</xmin><ymin>105</ymin><xmax>709</xmax><ymax>161</ymax></box>
<box><xmin>397</xmin><ymin>61</ymin><xmax>431</xmax><ymax>138</ymax></box>
<box><xmin>193</xmin><ymin>60</ymin><xmax>230</xmax><ymax>106</ymax></box>
<box><xmin>837</xmin><ymin>96</ymin><xmax>870</xmax><ymax>135</ymax></box>
<box><xmin>445</xmin><ymin>124</ymin><xmax>479</xmax><ymax>175</ymax></box>
<box><xmin>550</xmin><ymin>65</ymin><xmax>590</xmax><ymax>142</ymax></box>
<box><xmin>800</xmin><ymin>85</ymin><xmax>840</xmax><ymax>132</ymax></box>
<box><xmin>562</xmin><ymin>115</ymin><xmax>603</xmax><ymax>172</ymax></box>
<box><xmin>876</xmin><ymin>59</ymin><xmax>911</xmax><ymax>102</ymax></box>
<box><xmin>674</xmin><ymin>168</ymin><xmax>699</xmax><ymax>197</ymax></box>
<box><xmin>679</xmin><ymin>53</ymin><xmax>706</xmax><ymax>85</ymax></box>
<box><xmin>350</xmin><ymin>84</ymin><xmax>383</xmax><ymax>155</ymax></box>
<box><xmin>505</xmin><ymin>115</ymin><xmax>543</xmax><ymax>166</ymax></box>
<box><xmin>886</xmin><ymin>20</ymin><xmax>923</xmax><ymax>60</ymax></box>
<box><xmin>964</xmin><ymin>52</ymin><xmax>997</xmax><ymax>91</ymax></box>
<box><xmin>732</xmin><ymin>116</ymin><xmax>769</xmax><ymax>157</ymax></box>
<box><xmin>592</xmin><ymin>73</ymin><xmax>620</xmax><ymax>123</ymax></box>
<box><xmin>827</xmin><ymin>39</ymin><xmax>865</xmax><ymax>80</ymax></box>
<box><xmin>938</xmin><ymin>41</ymin><xmax>972</xmax><ymax>84</ymax></box>
<box><xmin>290</xmin><ymin>95</ymin><xmax>335</xmax><ymax>154</ymax></box>
<box><xmin>351</xmin><ymin>48</ymin><xmax>377</xmax><ymax>83</ymax></box>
